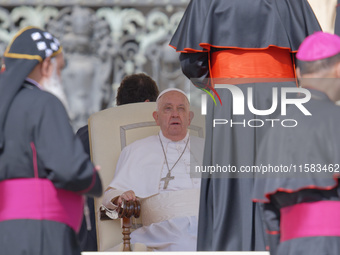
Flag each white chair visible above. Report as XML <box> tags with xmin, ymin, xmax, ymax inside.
<box><xmin>307</xmin><ymin>0</ymin><xmax>336</xmax><ymax>33</ymax></box>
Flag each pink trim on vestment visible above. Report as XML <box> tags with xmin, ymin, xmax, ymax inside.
<box><xmin>0</xmin><ymin>178</ymin><xmax>84</xmax><ymax>232</ymax></box>
<box><xmin>280</xmin><ymin>201</ymin><xmax>340</xmax><ymax>242</ymax></box>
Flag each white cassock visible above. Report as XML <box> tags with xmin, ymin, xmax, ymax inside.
<box><xmin>102</xmin><ymin>130</ymin><xmax>204</xmax><ymax>251</ymax></box>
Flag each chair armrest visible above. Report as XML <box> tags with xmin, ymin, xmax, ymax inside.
<box><xmin>99</xmin><ymin>199</ymin><xmax>141</xmax><ymax>251</ymax></box>
<box><xmin>100</xmin><ymin>199</ymin><xmax>141</xmax><ymax>220</ymax></box>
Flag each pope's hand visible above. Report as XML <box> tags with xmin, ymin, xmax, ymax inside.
<box><xmin>116</xmin><ymin>190</ymin><xmax>138</xmax><ymax>205</ymax></box>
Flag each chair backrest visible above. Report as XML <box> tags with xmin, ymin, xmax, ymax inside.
<box><xmin>88</xmin><ymin>101</ymin><xmax>205</xmax><ymax>251</ymax></box>
<box><xmin>307</xmin><ymin>0</ymin><xmax>336</xmax><ymax>33</ymax></box>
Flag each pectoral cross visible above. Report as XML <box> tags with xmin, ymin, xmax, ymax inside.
<box><xmin>161</xmin><ymin>172</ymin><xmax>175</xmax><ymax>189</ymax></box>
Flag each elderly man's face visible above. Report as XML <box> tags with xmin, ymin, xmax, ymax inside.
<box><xmin>153</xmin><ymin>91</ymin><xmax>192</xmax><ymax>141</ymax></box>
<box><xmin>42</xmin><ymin>53</ymin><xmax>65</xmax><ymax>93</ymax></box>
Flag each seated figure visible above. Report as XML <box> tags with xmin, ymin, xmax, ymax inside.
<box><xmin>102</xmin><ymin>88</ymin><xmax>204</xmax><ymax>251</ymax></box>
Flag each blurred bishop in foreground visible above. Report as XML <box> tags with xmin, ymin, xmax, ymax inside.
<box><xmin>0</xmin><ymin>26</ymin><xmax>102</xmax><ymax>255</ymax></box>
<box><xmin>253</xmin><ymin>31</ymin><xmax>340</xmax><ymax>255</ymax></box>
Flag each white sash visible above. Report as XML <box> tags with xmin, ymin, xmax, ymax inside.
<box><xmin>140</xmin><ymin>189</ymin><xmax>200</xmax><ymax>226</ymax></box>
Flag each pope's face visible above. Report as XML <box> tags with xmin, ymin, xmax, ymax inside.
<box><xmin>153</xmin><ymin>91</ymin><xmax>192</xmax><ymax>141</ymax></box>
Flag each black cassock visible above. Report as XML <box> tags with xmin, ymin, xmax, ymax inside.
<box><xmin>0</xmin><ymin>81</ymin><xmax>102</xmax><ymax>255</ymax></box>
<box><xmin>253</xmin><ymin>89</ymin><xmax>340</xmax><ymax>255</ymax></box>
<box><xmin>76</xmin><ymin>124</ymin><xmax>98</xmax><ymax>252</ymax></box>
<box><xmin>170</xmin><ymin>0</ymin><xmax>321</xmax><ymax>251</ymax></box>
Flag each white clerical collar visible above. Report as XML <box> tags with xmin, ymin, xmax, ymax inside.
<box><xmin>159</xmin><ymin>130</ymin><xmax>189</xmax><ymax>145</ymax></box>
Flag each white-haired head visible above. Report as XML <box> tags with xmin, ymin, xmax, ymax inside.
<box><xmin>156</xmin><ymin>88</ymin><xmax>189</xmax><ymax>110</ymax></box>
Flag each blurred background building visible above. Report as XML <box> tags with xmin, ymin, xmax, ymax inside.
<box><xmin>0</xmin><ymin>0</ymin><xmax>336</xmax><ymax>130</ymax></box>
<box><xmin>0</xmin><ymin>0</ymin><xmax>190</xmax><ymax>131</ymax></box>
